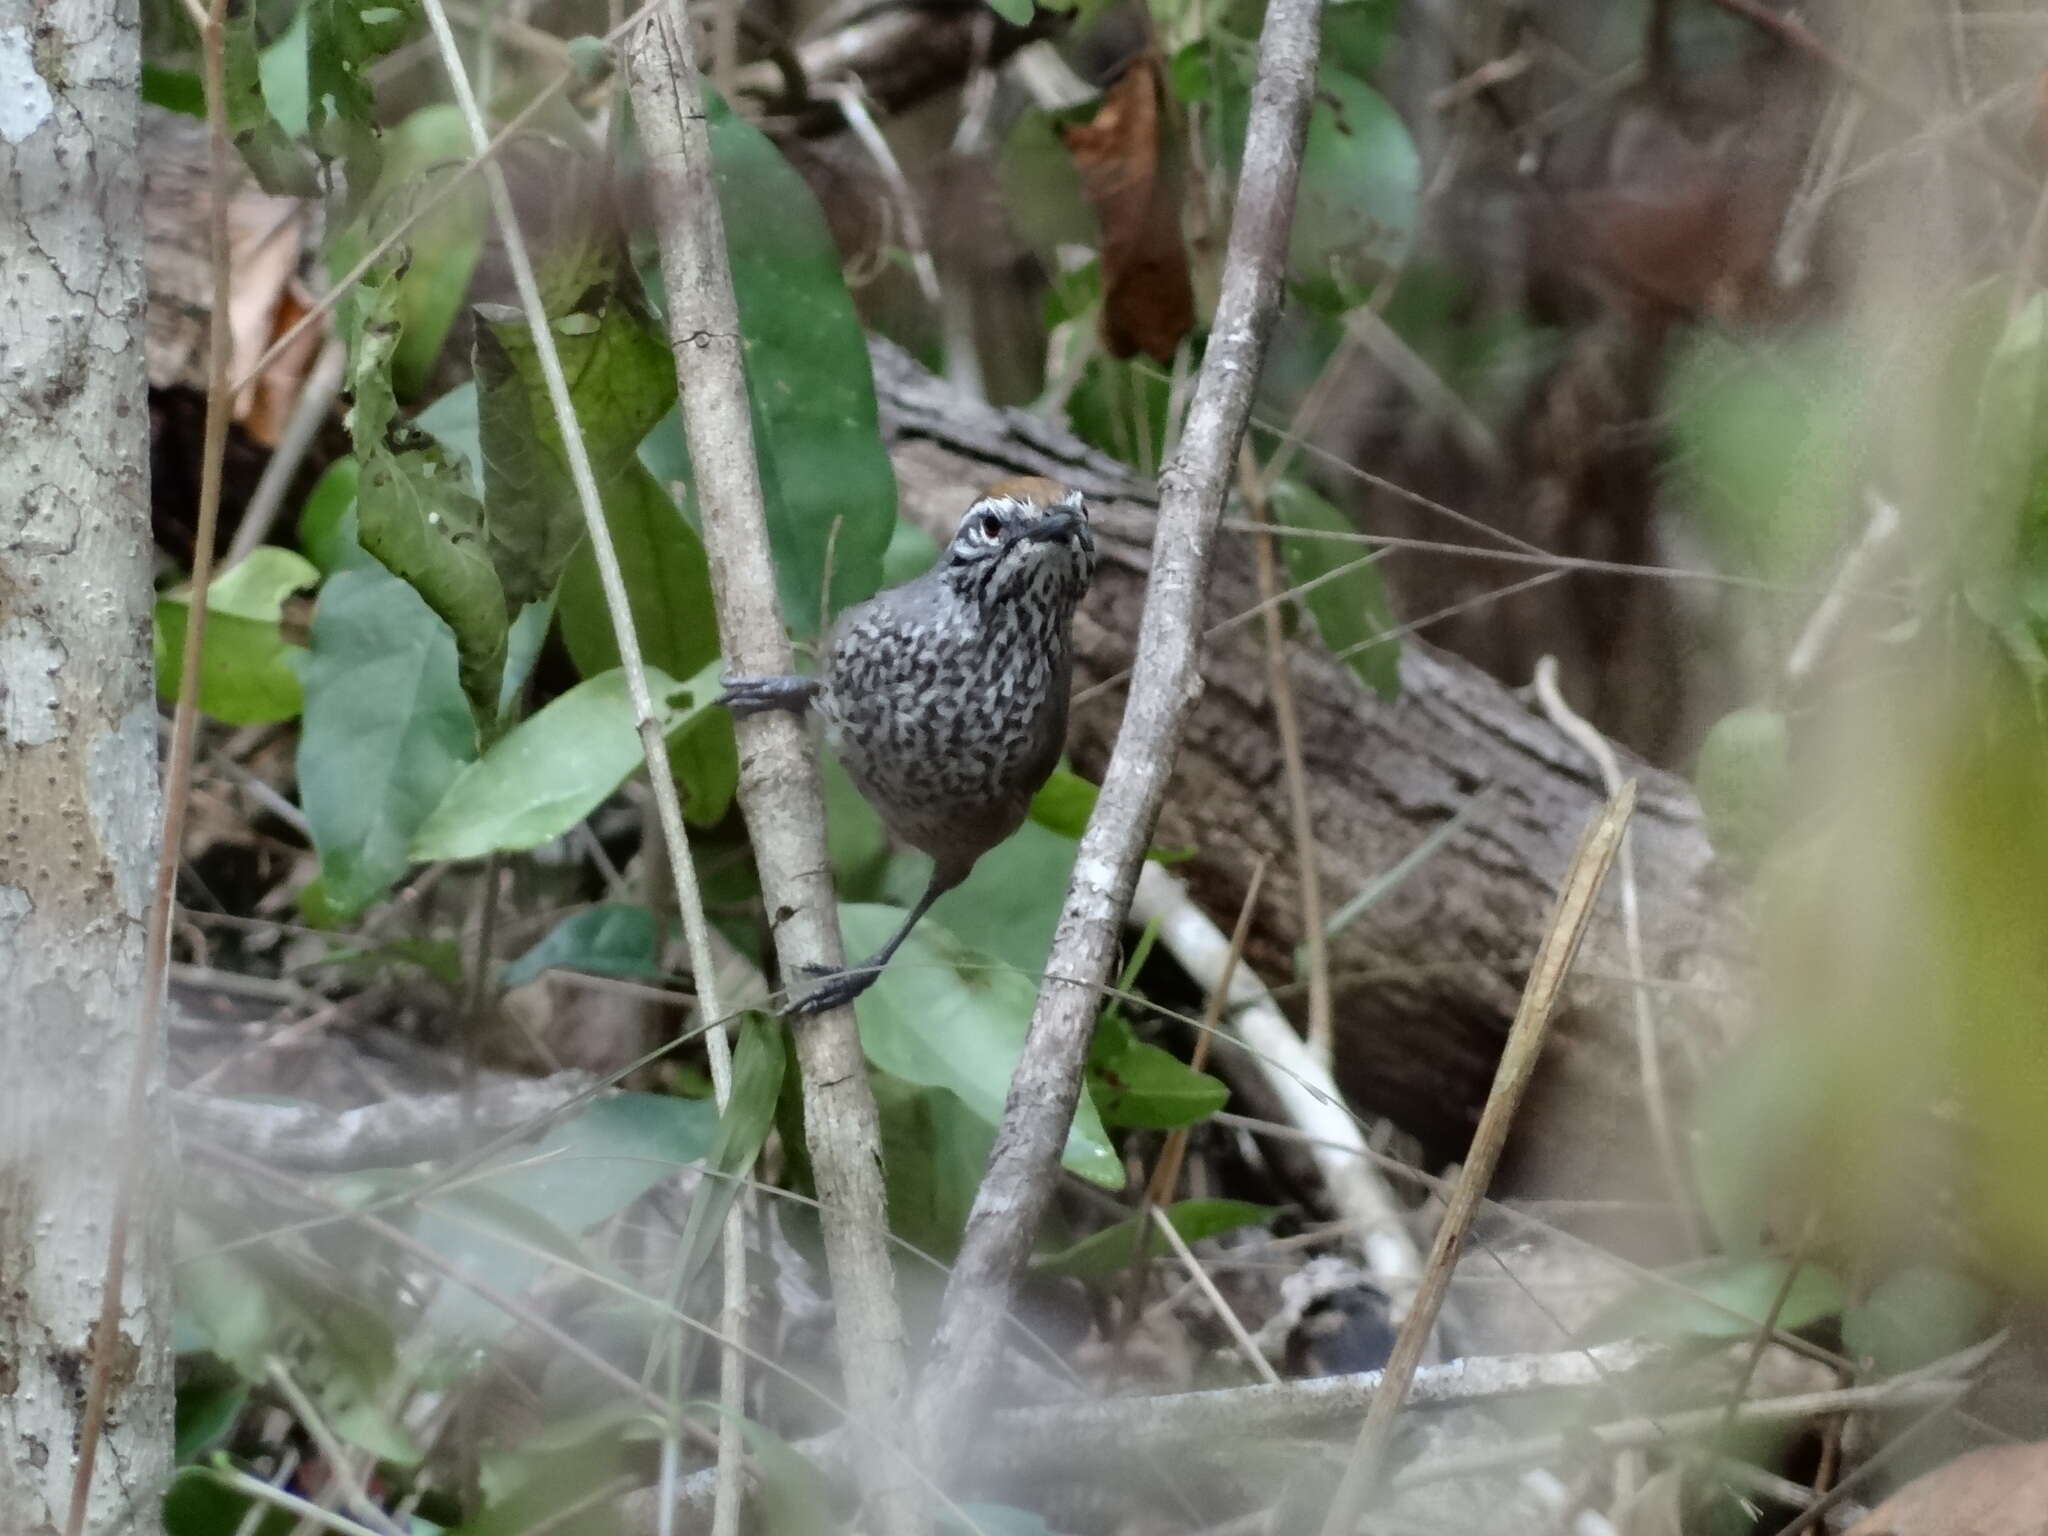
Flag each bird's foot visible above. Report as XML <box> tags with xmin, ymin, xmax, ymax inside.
<box><xmin>782</xmin><ymin>961</ymin><xmax>884</xmax><ymax>1018</ymax></box>
<box><xmin>718</xmin><ymin>673</ymin><xmax>819</xmax><ymax>718</ymax></box>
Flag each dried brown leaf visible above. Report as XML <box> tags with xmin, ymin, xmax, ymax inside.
<box><xmin>1058</xmin><ymin>56</ymin><xmax>1195</xmax><ymax>364</ymax></box>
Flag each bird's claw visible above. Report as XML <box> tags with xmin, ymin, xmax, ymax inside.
<box><xmin>718</xmin><ymin>673</ymin><xmax>818</xmax><ymax>718</ymax></box>
<box><xmin>782</xmin><ymin>964</ymin><xmax>882</xmax><ymax>1018</ymax></box>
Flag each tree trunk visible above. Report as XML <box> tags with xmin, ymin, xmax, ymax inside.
<box><xmin>0</xmin><ymin>0</ymin><xmax>175</xmax><ymax>1525</ymax></box>
<box><xmin>871</xmin><ymin>339</ymin><xmax>1749</xmax><ymax>1201</ymax></box>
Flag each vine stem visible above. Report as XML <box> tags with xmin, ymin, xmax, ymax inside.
<box><xmin>412</xmin><ymin>0</ymin><xmax>747</xmax><ymax>1525</ymax></box>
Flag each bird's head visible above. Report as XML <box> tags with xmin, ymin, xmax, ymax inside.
<box><xmin>940</xmin><ymin>478</ymin><xmax>1097</xmax><ymax>613</ymax></box>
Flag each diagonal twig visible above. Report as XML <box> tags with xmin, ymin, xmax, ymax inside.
<box><xmin>911</xmin><ymin>0</ymin><xmax>1332</xmax><ymax>1482</ymax></box>
<box><xmin>1318</xmin><ymin>782</ymin><xmax>1638</xmax><ymax>1534</ymax></box>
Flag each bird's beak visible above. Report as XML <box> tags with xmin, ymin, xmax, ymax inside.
<box><xmin>1020</xmin><ymin>509</ymin><xmax>1081</xmax><ymax>544</ymax></box>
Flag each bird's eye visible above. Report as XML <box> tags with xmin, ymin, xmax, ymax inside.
<box><xmin>979</xmin><ymin>511</ymin><xmax>1003</xmax><ymax>540</ymax></box>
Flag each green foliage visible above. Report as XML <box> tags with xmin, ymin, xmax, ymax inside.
<box><xmin>1268</xmin><ymin>479</ymin><xmax>1400</xmax><ymax>698</ymax></box>
<box><xmin>838</xmin><ymin>903</ymin><xmax>1123</xmax><ymax>1188</ymax></box>
<box><xmin>1694</xmin><ymin>707</ymin><xmax>1791</xmax><ymax>870</ymax></box>
<box><xmin>628</xmin><ymin>90</ymin><xmax>898</xmax><ymax>637</ymax></box>
<box><xmin>1087</xmin><ymin>1007</ymin><xmax>1228</xmax><ymax>1130</ymax></box>
<box><xmin>872</xmin><ymin>1073</ymin><xmax>998</xmax><ymax>1260</ymax></box>
<box><xmin>155</xmin><ymin>547</ymin><xmax>319</xmax><ymax>724</ymax></box>
<box><xmin>343</xmin><ymin>273</ymin><xmax>510</xmax><ymax>721</ymax></box>
<box><xmin>410</xmin><ymin>661</ymin><xmax>719</xmax><ymax>859</ymax></box>
<box><xmin>294</xmin><ymin>562</ymin><xmax>477</xmax><ymax>916</ymax></box>
<box><xmin>1033</xmin><ymin>1199</ymin><xmax>1273</xmax><ymax>1282</ymax></box>
<box><xmin>1580</xmin><ymin>1257</ymin><xmax>1847</xmax><ymax>1345</ymax></box>
<box><xmin>502</xmin><ymin>903</ymin><xmax>664</xmax><ymax>987</ymax></box>
<box><xmin>1842</xmin><ymin>1265</ymin><xmax>1995</xmax><ymax>1377</ymax></box>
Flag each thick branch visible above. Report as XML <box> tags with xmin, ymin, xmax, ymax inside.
<box><xmin>912</xmin><ymin>0</ymin><xmax>1329</xmax><ymax>1476</ymax></box>
<box><xmin>622</xmin><ymin>17</ymin><xmax>921</xmax><ymax>1535</ymax></box>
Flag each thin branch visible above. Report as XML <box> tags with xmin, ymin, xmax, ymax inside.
<box><xmin>1149</xmin><ymin>1205</ymin><xmax>1281</xmax><ymax>1383</ymax></box>
<box><xmin>1531</xmin><ymin>659</ymin><xmax>1699</xmax><ymax>1254</ymax></box>
<box><xmin>1242</xmin><ymin>448</ymin><xmax>1332</xmax><ymax>1064</ymax></box>
<box><xmin>66</xmin><ymin>0</ymin><xmax>232</xmax><ymax>1517</ymax></box>
<box><xmin>620</xmin><ymin>13</ymin><xmax>919</xmax><ymax>1535</ymax></box>
<box><xmin>913</xmin><ymin>0</ymin><xmax>1330</xmax><ymax>1474</ymax></box>
<box><xmin>1318</xmin><ymin>783</ymin><xmax>1638</xmax><ymax>1535</ymax></box>
<box><xmin>409</xmin><ymin>2</ymin><xmax>750</xmax><ymax>1524</ymax></box>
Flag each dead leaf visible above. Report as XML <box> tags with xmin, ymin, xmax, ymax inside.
<box><xmin>225</xmin><ymin>190</ymin><xmax>321</xmax><ymax>445</ymax></box>
<box><xmin>1843</xmin><ymin>1440</ymin><xmax>2048</xmax><ymax>1536</ymax></box>
<box><xmin>1059</xmin><ymin>56</ymin><xmax>1195</xmax><ymax>364</ymax></box>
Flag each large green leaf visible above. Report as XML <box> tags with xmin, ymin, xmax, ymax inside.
<box><xmin>1269</xmin><ymin>479</ymin><xmax>1400</xmax><ymax>698</ymax></box>
<box><xmin>294</xmin><ymin>563</ymin><xmax>478</xmax><ymax>916</ymax></box>
<box><xmin>221</xmin><ymin>6</ymin><xmax>317</xmax><ymax>195</ymax></box>
<box><xmin>411</xmin><ymin>661</ymin><xmax>719</xmax><ymax>859</ymax></box>
<box><xmin>872</xmin><ymin>1073</ymin><xmax>997</xmax><ymax>1262</ymax></box>
<box><xmin>155</xmin><ymin>547</ymin><xmax>320</xmax><ymax>724</ymax></box>
<box><xmin>343</xmin><ymin>276</ymin><xmax>509</xmax><ymax>722</ymax></box>
<box><xmin>473</xmin><ymin>274</ymin><xmax>677</xmax><ymax>612</ymax></box>
<box><xmin>555</xmin><ymin>464</ymin><xmax>734</xmax><ymax>824</ymax></box>
<box><xmin>628</xmin><ymin>91</ymin><xmax>897</xmax><ymax>635</ymax></box>
<box><xmin>838</xmin><ymin>904</ymin><xmax>1122</xmax><ymax>1187</ymax></box>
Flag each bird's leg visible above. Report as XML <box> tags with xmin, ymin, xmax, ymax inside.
<box><xmin>718</xmin><ymin>674</ymin><xmax>820</xmax><ymax>718</ymax></box>
<box><xmin>784</xmin><ymin>879</ymin><xmax>949</xmax><ymax>1018</ymax></box>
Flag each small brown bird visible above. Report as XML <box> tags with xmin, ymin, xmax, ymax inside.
<box><xmin>721</xmin><ymin>479</ymin><xmax>1097</xmax><ymax>1015</ymax></box>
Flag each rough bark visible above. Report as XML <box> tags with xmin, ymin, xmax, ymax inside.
<box><xmin>0</xmin><ymin>0</ymin><xmax>176</xmax><ymax>1527</ymax></box>
<box><xmin>870</xmin><ymin>339</ymin><xmax>1750</xmax><ymax>1198</ymax></box>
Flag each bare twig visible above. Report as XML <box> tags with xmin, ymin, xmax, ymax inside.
<box><xmin>1531</xmin><ymin>659</ymin><xmax>1699</xmax><ymax>1254</ymax></box>
<box><xmin>66</xmin><ymin>0</ymin><xmax>232</xmax><ymax>1519</ymax></box>
<box><xmin>409</xmin><ymin>1</ymin><xmax>751</xmax><ymax>1523</ymax></box>
<box><xmin>1150</xmin><ymin>1205</ymin><xmax>1282</xmax><ymax>1383</ymax></box>
<box><xmin>1318</xmin><ymin>783</ymin><xmax>1637</xmax><ymax>1535</ymax></box>
<box><xmin>621</xmin><ymin>14</ymin><xmax>918</xmax><ymax>1535</ymax></box>
<box><xmin>1241</xmin><ymin>451</ymin><xmax>1332</xmax><ymax>1064</ymax></box>
<box><xmin>912</xmin><ymin>0</ymin><xmax>1329</xmax><ymax>1477</ymax></box>
<box><xmin>266</xmin><ymin>1357</ymin><xmax>406</xmax><ymax>1536</ymax></box>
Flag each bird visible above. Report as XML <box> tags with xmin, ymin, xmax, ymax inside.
<box><xmin>719</xmin><ymin>477</ymin><xmax>1098</xmax><ymax>1016</ymax></box>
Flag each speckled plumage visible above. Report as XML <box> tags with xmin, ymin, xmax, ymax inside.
<box><xmin>817</xmin><ymin>484</ymin><xmax>1096</xmax><ymax>887</ymax></box>
<box><xmin>719</xmin><ymin>480</ymin><xmax>1097</xmax><ymax>1014</ymax></box>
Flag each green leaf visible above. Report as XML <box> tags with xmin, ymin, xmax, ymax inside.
<box><xmin>502</xmin><ymin>904</ymin><xmax>664</xmax><ymax>988</ymax></box>
<box><xmin>330</xmin><ymin>105</ymin><xmax>488</xmax><ymax>399</ymax></box>
<box><xmin>298</xmin><ymin>456</ymin><xmax>365</xmax><ymax>572</ymax></box>
<box><xmin>222</xmin><ymin>7</ymin><xmax>317</xmax><ymax>195</ymax></box>
<box><xmin>872</xmin><ymin>1074</ymin><xmax>995</xmax><ymax>1261</ymax></box>
<box><xmin>1694</xmin><ymin>707</ymin><xmax>1790</xmax><ymax>870</ymax></box>
<box><xmin>984</xmin><ymin>0</ymin><xmax>1033</xmax><ymax>23</ymax></box>
<box><xmin>294</xmin><ymin>563</ymin><xmax>478</xmax><ymax>916</ymax></box>
<box><xmin>838</xmin><ymin>903</ymin><xmax>1122</xmax><ymax>1187</ymax></box>
<box><xmin>669</xmin><ymin>1021</ymin><xmax>786</xmax><ymax>1297</ymax></box>
<box><xmin>142</xmin><ymin>64</ymin><xmax>205</xmax><ymax>117</ymax></box>
<box><xmin>1087</xmin><ymin>1013</ymin><xmax>1228</xmax><ymax>1129</ymax></box>
<box><xmin>1219</xmin><ymin>65</ymin><xmax>1418</xmax><ymax>308</ymax></box>
<box><xmin>1580</xmin><ymin>1257</ymin><xmax>1847</xmax><ymax>1345</ymax></box>
<box><xmin>155</xmin><ymin>547</ymin><xmax>321</xmax><ymax>725</ymax></box>
<box><xmin>1841</xmin><ymin>1265</ymin><xmax>1995</xmax><ymax>1378</ymax></box>
<box><xmin>343</xmin><ymin>274</ymin><xmax>509</xmax><ymax>722</ymax></box>
<box><xmin>1269</xmin><ymin>479</ymin><xmax>1400</xmax><ymax>698</ymax></box>
<box><xmin>473</xmin><ymin>276</ymin><xmax>677</xmax><ymax>612</ymax></box>
<box><xmin>627</xmin><ymin>90</ymin><xmax>897</xmax><ymax>636</ymax></box>
<box><xmin>411</xmin><ymin>661</ymin><xmax>719</xmax><ymax>859</ymax></box>
<box><xmin>173</xmin><ymin>1368</ymin><xmax>248</xmax><ymax>1461</ymax></box>
<box><xmin>257</xmin><ymin>4</ymin><xmax>310</xmax><ymax>140</ymax></box>
<box><xmin>1033</xmin><ymin>1199</ymin><xmax>1273</xmax><ymax>1282</ymax></box>
<box><xmin>554</xmin><ymin>469</ymin><xmax>736</xmax><ymax>823</ymax></box>
<box><xmin>1028</xmin><ymin>764</ymin><xmax>1099</xmax><ymax>839</ymax></box>
<box><xmin>302</xmin><ymin>0</ymin><xmax>419</xmax><ymax>175</ymax></box>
